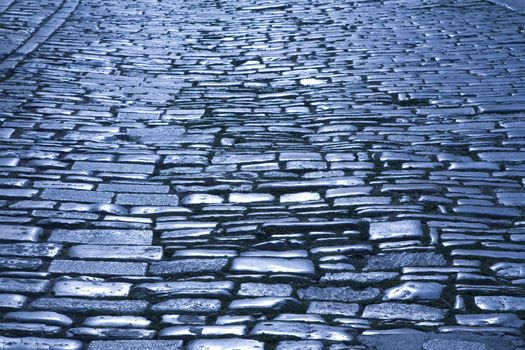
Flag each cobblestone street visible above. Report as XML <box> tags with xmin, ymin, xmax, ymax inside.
<box><xmin>0</xmin><ymin>0</ymin><xmax>525</xmax><ymax>348</ymax></box>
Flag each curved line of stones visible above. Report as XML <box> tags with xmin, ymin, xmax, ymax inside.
<box><xmin>0</xmin><ymin>0</ymin><xmax>80</xmax><ymax>77</ymax></box>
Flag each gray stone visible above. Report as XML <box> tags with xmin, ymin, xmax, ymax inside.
<box><xmin>88</xmin><ymin>340</ymin><xmax>183</xmax><ymax>350</ymax></box>
<box><xmin>0</xmin><ymin>336</ymin><xmax>82</xmax><ymax>350</ymax></box>
<box><xmin>31</xmin><ymin>298</ymin><xmax>148</xmax><ymax>314</ymax></box>
<box><xmin>187</xmin><ymin>339</ymin><xmax>264</xmax><ymax>350</ymax></box>
<box><xmin>369</xmin><ymin>220</ymin><xmax>423</xmax><ymax>241</ymax></box>
<box><xmin>362</xmin><ymin>303</ymin><xmax>446</xmax><ymax>321</ymax></box>
<box><xmin>231</xmin><ymin>257</ymin><xmax>315</xmax><ymax>275</ymax></box>
<box><xmin>250</xmin><ymin>321</ymin><xmax>353</xmax><ymax>341</ymax></box>
<box><xmin>49</xmin><ymin>260</ymin><xmax>147</xmax><ymax>276</ymax></box>
<box><xmin>474</xmin><ymin>296</ymin><xmax>525</xmax><ymax>311</ymax></box>
<box><xmin>150</xmin><ymin>259</ymin><xmax>229</xmax><ymax>275</ymax></box>
<box><xmin>49</xmin><ymin>229</ymin><xmax>152</xmax><ymax>245</ymax></box>
<box><xmin>0</xmin><ymin>225</ymin><xmax>42</xmax><ymax>242</ymax></box>
<box><xmin>41</xmin><ymin>189</ymin><xmax>114</xmax><ymax>203</ymax></box>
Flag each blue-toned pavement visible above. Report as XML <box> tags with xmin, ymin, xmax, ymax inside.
<box><xmin>0</xmin><ymin>0</ymin><xmax>525</xmax><ymax>349</ymax></box>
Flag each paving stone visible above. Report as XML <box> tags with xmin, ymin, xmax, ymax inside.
<box><xmin>181</xmin><ymin>194</ymin><xmax>224</xmax><ymax>205</ymax></box>
<box><xmin>72</xmin><ymin>161</ymin><xmax>155</xmax><ymax>174</ymax></box>
<box><xmin>88</xmin><ymin>340</ymin><xmax>183</xmax><ymax>350</ymax></box>
<box><xmin>53</xmin><ymin>280</ymin><xmax>131</xmax><ymax>298</ymax></box>
<box><xmin>49</xmin><ymin>229</ymin><xmax>153</xmax><ymax>245</ymax></box>
<box><xmin>4</xmin><ymin>311</ymin><xmax>73</xmax><ymax>327</ymax></box>
<box><xmin>455</xmin><ymin>313</ymin><xmax>524</xmax><ymax>328</ymax></box>
<box><xmin>0</xmin><ymin>277</ymin><xmax>49</xmax><ymax>293</ymax></box>
<box><xmin>280</xmin><ymin>192</ymin><xmax>321</xmax><ymax>203</ymax></box>
<box><xmin>0</xmin><ymin>257</ymin><xmax>42</xmax><ymax>270</ymax></box>
<box><xmin>160</xmin><ymin>325</ymin><xmax>246</xmax><ymax>338</ymax></box>
<box><xmin>0</xmin><ymin>294</ymin><xmax>27</xmax><ymax>309</ymax></box>
<box><xmin>365</xmin><ymin>252</ymin><xmax>447</xmax><ymax>270</ymax></box>
<box><xmin>152</xmin><ymin>298</ymin><xmax>222</xmax><ymax>313</ymax></box>
<box><xmin>298</xmin><ymin>286</ymin><xmax>380</xmax><ymax>303</ymax></box>
<box><xmin>362</xmin><ymin>303</ymin><xmax>446</xmax><ymax>321</ymax></box>
<box><xmin>0</xmin><ymin>225</ymin><xmax>42</xmax><ymax>242</ymax></box>
<box><xmin>229</xmin><ymin>193</ymin><xmax>275</xmax><ymax>203</ymax></box>
<box><xmin>150</xmin><ymin>259</ymin><xmax>229</xmax><ymax>275</ymax></box>
<box><xmin>69</xmin><ymin>245</ymin><xmax>162</xmax><ymax>261</ymax></box>
<box><xmin>423</xmin><ymin>339</ymin><xmax>488</xmax><ymax>350</ymax></box>
<box><xmin>67</xmin><ymin>327</ymin><xmax>155</xmax><ymax>340</ymax></box>
<box><xmin>97</xmin><ymin>184</ymin><xmax>169</xmax><ymax>193</ymax></box>
<box><xmin>474</xmin><ymin>296</ymin><xmax>525</xmax><ymax>311</ymax></box>
<box><xmin>0</xmin><ymin>189</ymin><xmax>38</xmax><ymax>198</ymax></box>
<box><xmin>496</xmin><ymin>192</ymin><xmax>525</xmax><ymax>206</ymax></box>
<box><xmin>238</xmin><ymin>283</ymin><xmax>293</xmax><ymax>297</ymax></box>
<box><xmin>0</xmin><ymin>243</ymin><xmax>61</xmax><ymax>258</ymax></box>
<box><xmin>31</xmin><ymin>298</ymin><xmax>148</xmax><ymax>314</ymax></box>
<box><xmin>0</xmin><ymin>336</ymin><xmax>83</xmax><ymax>350</ymax></box>
<box><xmin>41</xmin><ymin>189</ymin><xmax>114</xmax><ymax>203</ymax></box>
<box><xmin>369</xmin><ymin>220</ymin><xmax>423</xmax><ymax>241</ymax></box>
<box><xmin>0</xmin><ymin>322</ymin><xmax>62</xmax><ymax>336</ymax></box>
<box><xmin>275</xmin><ymin>341</ymin><xmax>323</xmax><ymax>350</ymax></box>
<box><xmin>231</xmin><ymin>257</ymin><xmax>315</xmax><ymax>275</ymax></box>
<box><xmin>133</xmin><ymin>281</ymin><xmax>234</xmax><ymax>298</ymax></box>
<box><xmin>307</xmin><ymin>301</ymin><xmax>359</xmax><ymax>316</ymax></box>
<box><xmin>229</xmin><ymin>297</ymin><xmax>301</xmax><ymax>312</ymax></box>
<box><xmin>82</xmin><ymin>316</ymin><xmax>150</xmax><ymax>328</ymax></box>
<box><xmin>187</xmin><ymin>338</ymin><xmax>264</xmax><ymax>350</ymax></box>
<box><xmin>49</xmin><ymin>260</ymin><xmax>147</xmax><ymax>276</ymax></box>
<box><xmin>321</xmin><ymin>272</ymin><xmax>399</xmax><ymax>284</ymax></box>
<box><xmin>383</xmin><ymin>282</ymin><xmax>444</xmax><ymax>300</ymax></box>
<box><xmin>116</xmin><ymin>194</ymin><xmax>179</xmax><ymax>206</ymax></box>
<box><xmin>250</xmin><ymin>321</ymin><xmax>353</xmax><ymax>341</ymax></box>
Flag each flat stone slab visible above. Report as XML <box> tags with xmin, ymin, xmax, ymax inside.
<box><xmin>49</xmin><ymin>260</ymin><xmax>147</xmax><ymax>276</ymax></box>
<box><xmin>31</xmin><ymin>298</ymin><xmax>148</xmax><ymax>314</ymax></box>
<box><xmin>0</xmin><ymin>336</ymin><xmax>82</xmax><ymax>350</ymax></box>
<box><xmin>369</xmin><ymin>220</ymin><xmax>423</xmax><ymax>240</ymax></box>
<box><xmin>365</xmin><ymin>252</ymin><xmax>447</xmax><ymax>271</ymax></box>
<box><xmin>307</xmin><ymin>301</ymin><xmax>359</xmax><ymax>316</ymax></box>
<box><xmin>132</xmin><ymin>281</ymin><xmax>234</xmax><ymax>298</ymax></box>
<box><xmin>187</xmin><ymin>339</ymin><xmax>264</xmax><ymax>350</ymax></box>
<box><xmin>250</xmin><ymin>321</ymin><xmax>353</xmax><ymax>341</ymax></box>
<box><xmin>4</xmin><ymin>311</ymin><xmax>73</xmax><ymax>327</ymax></box>
<box><xmin>41</xmin><ymin>189</ymin><xmax>114</xmax><ymax>203</ymax></box>
<box><xmin>152</xmin><ymin>298</ymin><xmax>221</xmax><ymax>313</ymax></box>
<box><xmin>0</xmin><ymin>225</ymin><xmax>42</xmax><ymax>242</ymax></box>
<box><xmin>298</xmin><ymin>286</ymin><xmax>380</xmax><ymax>302</ymax></box>
<box><xmin>49</xmin><ymin>229</ymin><xmax>153</xmax><ymax>245</ymax></box>
<box><xmin>72</xmin><ymin>161</ymin><xmax>155</xmax><ymax>174</ymax></box>
<box><xmin>474</xmin><ymin>296</ymin><xmax>525</xmax><ymax>311</ymax></box>
<box><xmin>0</xmin><ymin>277</ymin><xmax>49</xmax><ymax>294</ymax></box>
<box><xmin>230</xmin><ymin>257</ymin><xmax>315</xmax><ymax>275</ymax></box>
<box><xmin>0</xmin><ymin>243</ymin><xmax>62</xmax><ymax>258</ymax></box>
<box><xmin>115</xmin><ymin>194</ymin><xmax>179</xmax><ymax>206</ymax></box>
<box><xmin>68</xmin><ymin>245</ymin><xmax>162</xmax><ymax>261</ymax></box>
<box><xmin>53</xmin><ymin>280</ymin><xmax>131</xmax><ymax>298</ymax></box>
<box><xmin>88</xmin><ymin>340</ymin><xmax>183</xmax><ymax>350</ymax></box>
<box><xmin>0</xmin><ymin>294</ymin><xmax>27</xmax><ymax>309</ymax></box>
<box><xmin>362</xmin><ymin>303</ymin><xmax>446</xmax><ymax>321</ymax></box>
<box><xmin>383</xmin><ymin>282</ymin><xmax>444</xmax><ymax>300</ymax></box>
<box><xmin>149</xmin><ymin>259</ymin><xmax>229</xmax><ymax>275</ymax></box>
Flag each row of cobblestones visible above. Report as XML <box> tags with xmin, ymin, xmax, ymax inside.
<box><xmin>0</xmin><ymin>0</ymin><xmax>525</xmax><ymax>349</ymax></box>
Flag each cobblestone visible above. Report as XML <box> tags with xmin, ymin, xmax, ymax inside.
<box><xmin>0</xmin><ymin>0</ymin><xmax>525</xmax><ymax>348</ymax></box>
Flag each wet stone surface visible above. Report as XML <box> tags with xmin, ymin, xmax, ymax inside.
<box><xmin>0</xmin><ymin>0</ymin><xmax>525</xmax><ymax>348</ymax></box>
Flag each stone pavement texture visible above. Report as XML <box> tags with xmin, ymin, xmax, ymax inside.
<box><xmin>0</xmin><ymin>0</ymin><xmax>524</xmax><ymax>349</ymax></box>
